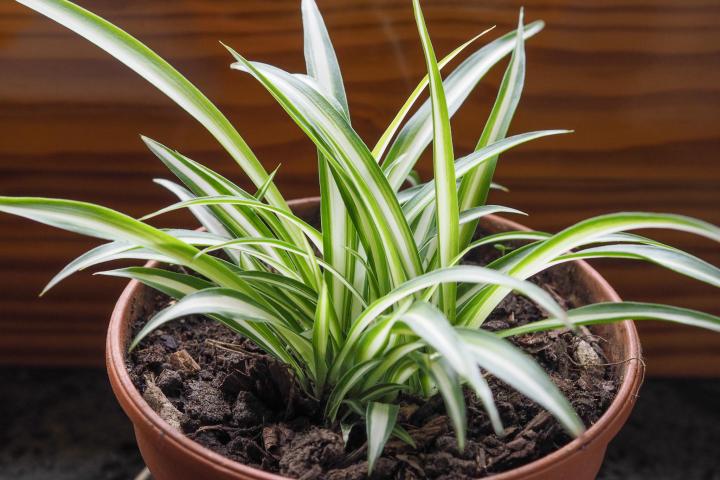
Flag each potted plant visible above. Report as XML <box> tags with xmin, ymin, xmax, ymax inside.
<box><xmin>4</xmin><ymin>0</ymin><xmax>719</xmax><ymax>478</ymax></box>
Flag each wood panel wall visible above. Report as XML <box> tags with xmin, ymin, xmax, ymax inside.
<box><xmin>0</xmin><ymin>0</ymin><xmax>718</xmax><ymax>374</ymax></box>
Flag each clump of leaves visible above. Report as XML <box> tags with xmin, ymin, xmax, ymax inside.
<box><xmin>5</xmin><ymin>0</ymin><xmax>720</xmax><ymax>472</ymax></box>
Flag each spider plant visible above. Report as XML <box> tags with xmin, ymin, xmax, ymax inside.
<box><xmin>5</xmin><ymin>0</ymin><xmax>720</xmax><ymax>472</ymax></box>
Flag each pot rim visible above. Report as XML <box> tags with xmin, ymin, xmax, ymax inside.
<box><xmin>106</xmin><ymin>197</ymin><xmax>643</xmax><ymax>480</ymax></box>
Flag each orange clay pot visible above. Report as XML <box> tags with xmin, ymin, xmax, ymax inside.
<box><xmin>107</xmin><ymin>197</ymin><xmax>643</xmax><ymax>480</ymax></box>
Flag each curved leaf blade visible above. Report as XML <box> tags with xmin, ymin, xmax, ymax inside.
<box><xmin>458</xmin><ymin>328</ymin><xmax>584</xmax><ymax>437</ymax></box>
<box><xmin>458</xmin><ymin>10</ymin><xmax>527</xmax><ymax>248</ymax></box>
<box><xmin>499</xmin><ymin>302</ymin><xmax>720</xmax><ymax>337</ymax></box>
<box><xmin>366</xmin><ymin>402</ymin><xmax>399</xmax><ymax>474</ymax></box>
<box><xmin>413</xmin><ymin>0</ymin><xmax>459</xmax><ymax>320</ymax></box>
<box><xmin>0</xmin><ymin>197</ymin><xmax>251</xmax><ymax>294</ymax></box>
<box><xmin>462</xmin><ymin>212</ymin><xmax>720</xmax><ymax>327</ymax></box>
<box><xmin>383</xmin><ymin>20</ymin><xmax>545</xmax><ymax>190</ymax></box>
<box><xmin>16</xmin><ymin>0</ymin><xmax>285</xmax><ymax>211</ymax></box>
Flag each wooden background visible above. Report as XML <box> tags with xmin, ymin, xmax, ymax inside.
<box><xmin>0</xmin><ymin>0</ymin><xmax>718</xmax><ymax>374</ymax></box>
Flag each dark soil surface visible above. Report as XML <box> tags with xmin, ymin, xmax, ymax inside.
<box><xmin>127</xmin><ymin>255</ymin><xmax>619</xmax><ymax>478</ymax></box>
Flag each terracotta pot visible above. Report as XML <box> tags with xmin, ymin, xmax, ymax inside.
<box><xmin>107</xmin><ymin>197</ymin><xmax>644</xmax><ymax>480</ymax></box>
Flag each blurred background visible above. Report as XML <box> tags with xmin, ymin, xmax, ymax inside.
<box><xmin>0</xmin><ymin>1</ymin><xmax>718</xmax><ymax>479</ymax></box>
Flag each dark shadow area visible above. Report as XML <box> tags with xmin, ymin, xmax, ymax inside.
<box><xmin>0</xmin><ymin>368</ymin><xmax>717</xmax><ymax>479</ymax></box>
<box><xmin>0</xmin><ymin>368</ymin><xmax>144</xmax><ymax>480</ymax></box>
<box><xmin>599</xmin><ymin>378</ymin><xmax>720</xmax><ymax>480</ymax></box>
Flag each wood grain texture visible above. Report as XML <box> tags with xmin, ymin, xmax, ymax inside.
<box><xmin>0</xmin><ymin>0</ymin><xmax>718</xmax><ymax>374</ymax></box>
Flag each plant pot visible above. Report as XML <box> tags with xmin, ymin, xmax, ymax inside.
<box><xmin>107</xmin><ymin>197</ymin><xmax>643</xmax><ymax>480</ymax></box>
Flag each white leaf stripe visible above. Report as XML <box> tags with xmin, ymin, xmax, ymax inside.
<box><xmin>420</xmin><ymin>205</ymin><xmax>528</xmax><ymax>265</ymax></box>
<box><xmin>131</xmin><ymin>288</ymin><xmax>283</xmax><ymax>345</ymax></box>
<box><xmin>325</xmin><ymin>360</ymin><xmax>380</xmax><ymax>420</ymax></box>
<box><xmin>228</xmin><ymin>54</ymin><xmax>423</xmax><ymax>286</ymax></box>
<box><xmin>359</xmin><ymin>341</ymin><xmax>425</xmax><ymax>391</ymax></box>
<box><xmin>130</xmin><ymin>288</ymin><xmax>314</xmax><ymax>371</ymax></box>
<box><xmin>199</xmin><ymin>237</ymin><xmax>367</xmax><ymax>307</ymax></box>
<box><xmin>461</xmin><ymin>212</ymin><xmax>720</xmax><ymax>327</ymax></box>
<box><xmin>153</xmin><ymin>179</ymin><xmax>247</xmax><ymax>266</ymax></box>
<box><xmin>552</xmin><ymin>244</ymin><xmax>720</xmax><ymax>288</ymax></box>
<box><xmin>0</xmin><ymin>197</ymin><xmax>256</xmax><ymax>296</ymax></box>
<box><xmin>372</xmin><ymin>27</ymin><xmax>495</xmax><ymax>161</ymax></box>
<box><xmin>330</xmin><ymin>265</ymin><xmax>566</xmax><ymax>382</ymax></box>
<box><xmin>383</xmin><ymin>20</ymin><xmax>545</xmax><ymax>191</ymax></box>
<box><xmin>98</xmin><ymin>267</ymin><xmax>213</xmax><ymax>299</ymax></box>
<box><xmin>144</xmin><ymin>138</ymin><xmax>319</xmax><ymax>284</ymax></box>
<box><xmin>456</xmin><ymin>231</ymin><xmax>675</xmax><ymax>307</ymax></box>
<box><xmin>141</xmin><ymin>195</ymin><xmax>323</xmax><ymax>252</ymax></box>
<box><xmin>498</xmin><ymin>302</ymin><xmax>720</xmax><ymax>337</ymax></box>
<box><xmin>366</xmin><ymin>402</ymin><xmax>399</xmax><ymax>474</ymax></box>
<box><xmin>397</xmin><ymin>302</ymin><xmax>502</xmax><ymax>432</ymax></box>
<box><xmin>413</xmin><ymin>0</ymin><xmax>459</xmax><ymax>321</ymax></box>
<box><xmin>42</xmin><ymin>241</ymin><xmax>139</xmax><ymax>295</ymax></box>
<box><xmin>426</xmin><ymin>358</ymin><xmax>467</xmax><ymax>449</ymax></box>
<box><xmin>301</xmin><ymin>1</ymin><xmax>358</xmax><ymax>328</ymax></box>
<box><xmin>402</xmin><ymin>130</ymin><xmax>568</xmax><ymax>222</ymax></box>
<box><xmin>154</xmin><ymin>179</ymin><xmax>232</xmax><ymax>241</ymax></box>
<box><xmin>458</xmin><ymin>328</ymin><xmax>584</xmax><ymax>436</ymax></box>
<box><xmin>301</xmin><ymin>0</ymin><xmax>349</xmax><ymax>116</ymax></box>
<box><xmin>15</xmin><ymin>0</ymin><xmax>299</xmax><ymax>236</ymax></box>
<box><xmin>457</xmin><ymin>10</ymin><xmax>527</xmax><ymax>249</ymax></box>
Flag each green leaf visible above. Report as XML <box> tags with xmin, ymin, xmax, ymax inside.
<box><xmin>402</xmin><ymin>130</ymin><xmax>568</xmax><ymax>223</ymax></box>
<box><xmin>552</xmin><ymin>244</ymin><xmax>720</xmax><ymax>288</ymax></box>
<box><xmin>461</xmin><ymin>212</ymin><xmax>720</xmax><ymax>327</ymax></box>
<box><xmin>131</xmin><ymin>287</ymin><xmax>284</xmax><ymax>346</ymax></box>
<box><xmin>144</xmin><ymin>137</ymin><xmax>320</xmax><ymax>285</ymax></box>
<box><xmin>391</xmin><ymin>425</ymin><xmax>416</xmax><ymax>448</ymax></box>
<box><xmin>131</xmin><ymin>287</ymin><xmax>314</xmax><ymax>373</ymax></box>
<box><xmin>397</xmin><ymin>302</ymin><xmax>502</xmax><ymax>433</ymax></box>
<box><xmin>154</xmin><ymin>179</ymin><xmax>252</xmax><ymax>267</ymax></box>
<box><xmin>141</xmin><ymin>195</ymin><xmax>323</xmax><ymax>252</ymax></box>
<box><xmin>457</xmin><ymin>230</ymin><xmax>551</xmax><ymax>262</ymax></box>
<box><xmin>420</xmin><ymin>206</ymin><xmax>528</xmax><ymax>264</ymax></box>
<box><xmin>383</xmin><ymin>20</ymin><xmax>545</xmax><ymax>191</ymax></box>
<box><xmin>16</xmin><ymin>0</ymin><xmax>289</xmax><ymax>217</ymax></box>
<box><xmin>358</xmin><ymin>383</ymin><xmax>409</xmax><ymax>403</ymax></box>
<box><xmin>326</xmin><ymin>360</ymin><xmax>380</xmax><ymax>420</ymax></box>
<box><xmin>457</xmin><ymin>328</ymin><xmax>584</xmax><ymax>437</ymax></box>
<box><xmin>372</xmin><ymin>28</ymin><xmax>494</xmax><ymax>161</ymax></box>
<box><xmin>359</xmin><ymin>341</ymin><xmax>425</xmax><ymax>391</ymax></box>
<box><xmin>102</xmin><ymin>262</ymin><xmax>314</xmax><ymax>330</ymax></box>
<box><xmin>355</xmin><ymin>308</ymin><xmax>408</xmax><ymax>363</ymax></box>
<box><xmin>458</xmin><ymin>9</ymin><xmax>527</xmax><ymax>249</ymax></box>
<box><xmin>460</xmin><ymin>205</ymin><xmax>526</xmax><ymax>226</ymax></box>
<box><xmin>331</xmin><ymin>265</ymin><xmax>566</xmax><ymax>383</ymax></box>
<box><xmin>425</xmin><ymin>358</ymin><xmax>467</xmax><ymax>449</ymax></box>
<box><xmin>413</xmin><ymin>0</ymin><xmax>459</xmax><ymax>321</ymax></box>
<box><xmin>340</xmin><ymin>421</ymin><xmax>356</xmax><ymax>446</ymax></box>
<box><xmin>499</xmin><ymin>302</ymin><xmax>720</xmax><ymax>337</ymax></box>
<box><xmin>366</xmin><ymin>402</ymin><xmax>399</xmax><ymax>474</ymax></box>
<box><xmin>227</xmin><ymin>51</ymin><xmax>423</xmax><ymax>289</ymax></box>
<box><xmin>41</xmin><ymin>241</ymin><xmax>146</xmax><ymax>296</ymax></box>
<box><xmin>0</xmin><ymin>197</ymin><xmax>252</xmax><ymax>294</ymax></box>
<box><xmin>302</xmin><ymin>0</ymin><xmax>358</xmax><ymax>326</ymax></box>
<box><xmin>154</xmin><ymin>179</ymin><xmax>233</xmax><ymax>241</ymax></box>
<box><xmin>312</xmin><ymin>281</ymin><xmax>341</xmax><ymax>394</ymax></box>
<box><xmin>97</xmin><ymin>266</ymin><xmax>213</xmax><ymax>299</ymax></box>
<box><xmin>301</xmin><ymin>0</ymin><xmax>349</xmax><ymax>116</ymax></box>
<box><xmin>253</xmin><ymin>165</ymin><xmax>280</xmax><ymax>201</ymax></box>
<box><xmin>198</xmin><ymin>237</ymin><xmax>366</xmax><ymax>307</ymax></box>
<box><xmin>456</xmin><ymin>231</ymin><xmax>673</xmax><ymax>307</ymax></box>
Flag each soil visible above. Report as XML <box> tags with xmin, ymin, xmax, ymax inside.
<box><xmin>126</xmin><ymin>243</ymin><xmax>618</xmax><ymax>479</ymax></box>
